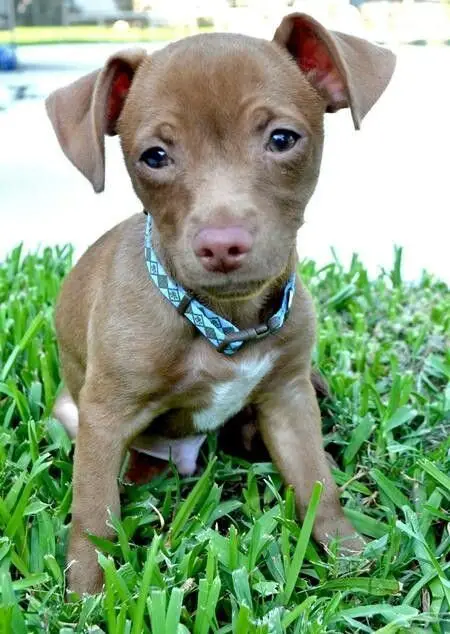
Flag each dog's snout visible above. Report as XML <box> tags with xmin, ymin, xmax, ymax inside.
<box><xmin>193</xmin><ymin>226</ymin><xmax>253</xmax><ymax>273</ymax></box>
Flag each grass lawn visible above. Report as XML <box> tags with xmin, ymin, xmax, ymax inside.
<box><xmin>0</xmin><ymin>25</ymin><xmax>211</xmax><ymax>46</ymax></box>
<box><xmin>0</xmin><ymin>243</ymin><xmax>449</xmax><ymax>632</ymax></box>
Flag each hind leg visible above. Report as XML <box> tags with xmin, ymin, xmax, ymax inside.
<box><xmin>53</xmin><ymin>388</ymin><xmax>79</xmax><ymax>438</ymax></box>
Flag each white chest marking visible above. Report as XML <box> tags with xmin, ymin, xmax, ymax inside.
<box><xmin>193</xmin><ymin>354</ymin><xmax>275</xmax><ymax>433</ymax></box>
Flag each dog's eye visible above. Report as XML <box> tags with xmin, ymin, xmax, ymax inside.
<box><xmin>267</xmin><ymin>129</ymin><xmax>300</xmax><ymax>153</ymax></box>
<box><xmin>140</xmin><ymin>147</ymin><xmax>171</xmax><ymax>169</ymax></box>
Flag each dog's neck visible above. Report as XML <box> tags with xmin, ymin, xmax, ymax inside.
<box><xmin>193</xmin><ymin>256</ymin><xmax>297</xmax><ymax>330</ymax></box>
<box><xmin>150</xmin><ymin>219</ymin><xmax>297</xmax><ymax>331</ymax></box>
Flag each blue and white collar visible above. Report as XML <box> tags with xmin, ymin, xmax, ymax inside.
<box><xmin>144</xmin><ymin>213</ymin><xmax>295</xmax><ymax>356</ymax></box>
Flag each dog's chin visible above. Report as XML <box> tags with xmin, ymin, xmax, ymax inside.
<box><xmin>179</xmin><ymin>264</ymin><xmax>287</xmax><ymax>302</ymax></box>
<box><xmin>196</xmin><ymin>278</ymin><xmax>273</xmax><ymax>302</ymax></box>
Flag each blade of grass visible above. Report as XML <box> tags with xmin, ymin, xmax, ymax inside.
<box><xmin>165</xmin><ymin>588</ymin><xmax>183</xmax><ymax>634</ymax></box>
<box><xmin>170</xmin><ymin>458</ymin><xmax>216</xmax><ymax>544</ymax></box>
<box><xmin>320</xmin><ymin>577</ymin><xmax>400</xmax><ymax>596</ymax></box>
<box><xmin>418</xmin><ymin>458</ymin><xmax>450</xmax><ymax>498</ymax></box>
<box><xmin>1</xmin><ymin>313</ymin><xmax>46</xmax><ymax>381</ymax></box>
<box><xmin>132</xmin><ymin>534</ymin><xmax>161</xmax><ymax>634</ymax></box>
<box><xmin>283</xmin><ymin>481</ymin><xmax>322</xmax><ymax>604</ymax></box>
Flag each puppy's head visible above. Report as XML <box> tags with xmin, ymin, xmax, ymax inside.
<box><xmin>46</xmin><ymin>14</ymin><xmax>395</xmax><ymax>300</ymax></box>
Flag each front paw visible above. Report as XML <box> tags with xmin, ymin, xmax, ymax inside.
<box><xmin>314</xmin><ymin>516</ymin><xmax>367</xmax><ymax>555</ymax></box>
<box><xmin>67</xmin><ymin>555</ymin><xmax>104</xmax><ymax>595</ymax></box>
<box><xmin>67</xmin><ymin>526</ymin><xmax>104</xmax><ymax>595</ymax></box>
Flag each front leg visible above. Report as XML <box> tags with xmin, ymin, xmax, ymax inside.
<box><xmin>258</xmin><ymin>376</ymin><xmax>365</xmax><ymax>553</ymax></box>
<box><xmin>68</xmin><ymin>387</ymin><xmax>157</xmax><ymax>594</ymax></box>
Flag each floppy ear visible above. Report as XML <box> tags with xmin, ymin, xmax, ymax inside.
<box><xmin>45</xmin><ymin>48</ymin><xmax>146</xmax><ymax>193</ymax></box>
<box><xmin>273</xmin><ymin>13</ymin><xmax>395</xmax><ymax>129</ymax></box>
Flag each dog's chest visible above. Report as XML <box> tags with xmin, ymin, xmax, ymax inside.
<box><xmin>192</xmin><ymin>354</ymin><xmax>274</xmax><ymax>433</ymax></box>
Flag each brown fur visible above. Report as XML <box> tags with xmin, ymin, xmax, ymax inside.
<box><xmin>46</xmin><ymin>13</ymin><xmax>395</xmax><ymax>594</ymax></box>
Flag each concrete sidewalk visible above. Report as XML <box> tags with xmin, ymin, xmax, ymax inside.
<box><xmin>1</xmin><ymin>43</ymin><xmax>449</xmax><ymax>283</ymax></box>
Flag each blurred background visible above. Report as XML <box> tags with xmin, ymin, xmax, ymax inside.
<box><xmin>1</xmin><ymin>0</ymin><xmax>449</xmax><ymax>282</ymax></box>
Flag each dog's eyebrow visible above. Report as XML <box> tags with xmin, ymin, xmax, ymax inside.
<box><xmin>235</xmin><ymin>95</ymin><xmax>273</xmax><ymax>124</ymax></box>
<box><xmin>249</xmin><ymin>106</ymin><xmax>275</xmax><ymax>130</ymax></box>
<box><xmin>239</xmin><ymin>99</ymin><xmax>309</xmax><ymax>132</ymax></box>
<box><xmin>154</xmin><ymin>123</ymin><xmax>177</xmax><ymax>144</ymax></box>
<box><xmin>133</xmin><ymin>120</ymin><xmax>179</xmax><ymax>149</ymax></box>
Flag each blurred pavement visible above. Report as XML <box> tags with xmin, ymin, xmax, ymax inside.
<box><xmin>1</xmin><ymin>42</ymin><xmax>449</xmax><ymax>283</ymax></box>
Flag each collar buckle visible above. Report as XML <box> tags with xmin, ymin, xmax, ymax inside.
<box><xmin>216</xmin><ymin>322</ymin><xmax>274</xmax><ymax>353</ymax></box>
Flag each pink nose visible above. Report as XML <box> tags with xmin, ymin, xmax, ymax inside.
<box><xmin>193</xmin><ymin>226</ymin><xmax>253</xmax><ymax>273</ymax></box>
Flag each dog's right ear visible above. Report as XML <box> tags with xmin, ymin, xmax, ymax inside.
<box><xmin>46</xmin><ymin>49</ymin><xmax>146</xmax><ymax>193</ymax></box>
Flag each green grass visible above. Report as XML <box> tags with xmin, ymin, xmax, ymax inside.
<box><xmin>0</xmin><ymin>25</ymin><xmax>212</xmax><ymax>46</ymax></box>
<box><xmin>0</xmin><ymin>243</ymin><xmax>449</xmax><ymax>633</ymax></box>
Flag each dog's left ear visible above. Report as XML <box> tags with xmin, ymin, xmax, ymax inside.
<box><xmin>273</xmin><ymin>13</ymin><xmax>396</xmax><ymax>129</ymax></box>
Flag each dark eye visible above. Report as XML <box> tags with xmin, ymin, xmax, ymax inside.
<box><xmin>140</xmin><ymin>147</ymin><xmax>171</xmax><ymax>169</ymax></box>
<box><xmin>267</xmin><ymin>129</ymin><xmax>300</xmax><ymax>153</ymax></box>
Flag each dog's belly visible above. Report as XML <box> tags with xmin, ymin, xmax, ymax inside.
<box><xmin>192</xmin><ymin>354</ymin><xmax>274</xmax><ymax>432</ymax></box>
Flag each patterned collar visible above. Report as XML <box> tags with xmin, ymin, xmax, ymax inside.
<box><xmin>144</xmin><ymin>213</ymin><xmax>296</xmax><ymax>355</ymax></box>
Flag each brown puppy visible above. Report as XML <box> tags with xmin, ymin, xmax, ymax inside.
<box><xmin>47</xmin><ymin>13</ymin><xmax>395</xmax><ymax>594</ymax></box>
